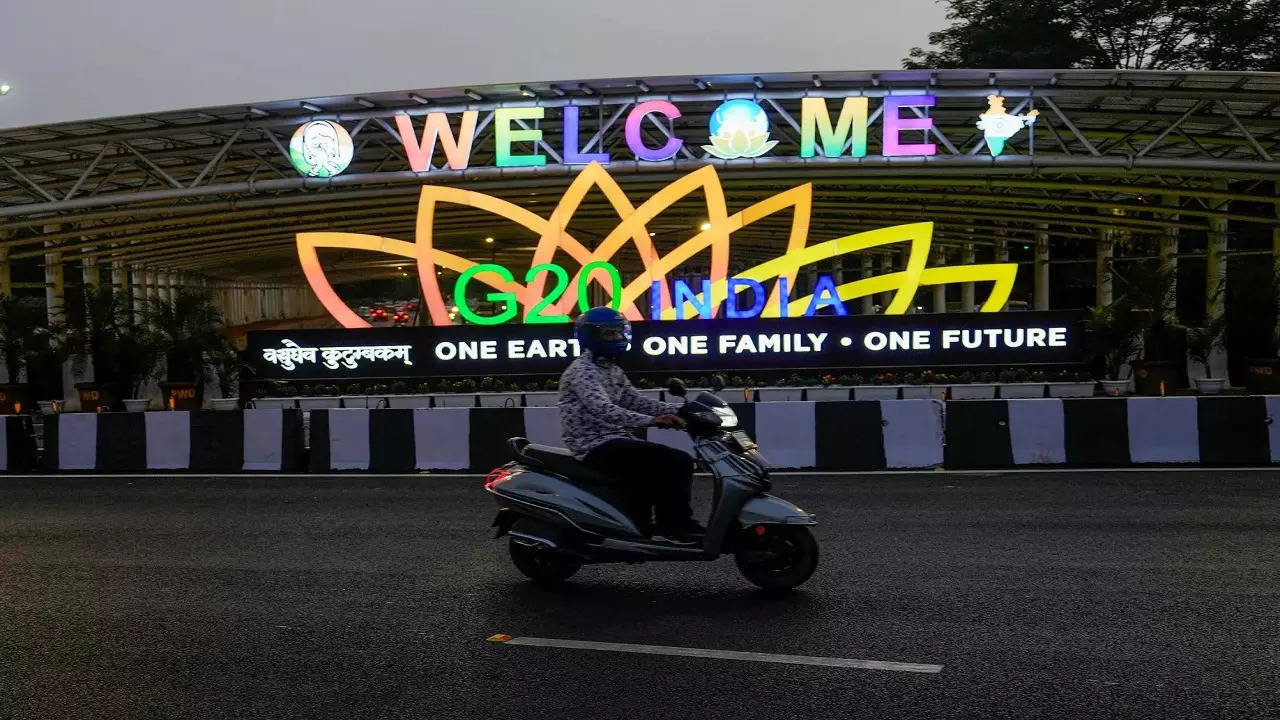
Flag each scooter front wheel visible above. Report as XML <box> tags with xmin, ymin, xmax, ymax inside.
<box><xmin>734</xmin><ymin>525</ymin><xmax>819</xmax><ymax>591</ymax></box>
<box><xmin>509</xmin><ymin>538</ymin><xmax>581</xmax><ymax>585</ymax></box>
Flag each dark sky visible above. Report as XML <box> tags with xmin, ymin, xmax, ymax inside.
<box><xmin>0</xmin><ymin>0</ymin><xmax>946</xmax><ymax>129</ymax></box>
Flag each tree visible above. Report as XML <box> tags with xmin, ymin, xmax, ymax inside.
<box><xmin>144</xmin><ymin>288</ymin><xmax>227</xmax><ymax>399</ymax></box>
<box><xmin>65</xmin><ymin>286</ymin><xmax>160</xmax><ymax>403</ymax></box>
<box><xmin>904</xmin><ymin>0</ymin><xmax>1280</xmax><ymax>70</ymax></box>
<box><xmin>0</xmin><ymin>295</ymin><xmax>47</xmax><ymax>384</ymax></box>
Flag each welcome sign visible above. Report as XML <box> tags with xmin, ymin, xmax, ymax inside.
<box><xmin>248</xmin><ymin>311</ymin><xmax>1085</xmax><ymax>380</ymax></box>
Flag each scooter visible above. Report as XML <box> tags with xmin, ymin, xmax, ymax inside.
<box><xmin>484</xmin><ymin>378</ymin><xmax>819</xmax><ymax>590</ymax></box>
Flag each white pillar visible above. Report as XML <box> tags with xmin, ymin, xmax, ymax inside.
<box><xmin>994</xmin><ymin>230</ymin><xmax>1010</xmax><ymax>311</ymax></box>
<box><xmin>932</xmin><ymin>247</ymin><xmax>947</xmax><ymax>313</ymax></box>
<box><xmin>131</xmin><ymin>265</ymin><xmax>145</xmax><ymax>325</ymax></box>
<box><xmin>1034</xmin><ymin>225</ymin><xmax>1050</xmax><ymax>311</ymax></box>
<box><xmin>961</xmin><ymin>243</ymin><xmax>976</xmax><ymax>312</ymax></box>
<box><xmin>44</xmin><ymin>247</ymin><xmax>64</xmax><ymax>326</ymax></box>
<box><xmin>1206</xmin><ymin>181</ymin><xmax>1229</xmax><ymax>379</ymax></box>
<box><xmin>861</xmin><ymin>255</ymin><xmax>874</xmax><ymax>315</ymax></box>
<box><xmin>1096</xmin><ymin>235</ymin><xmax>1114</xmax><ymax>307</ymax></box>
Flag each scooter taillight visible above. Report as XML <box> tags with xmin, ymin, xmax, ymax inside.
<box><xmin>484</xmin><ymin>467</ymin><xmax>509</xmax><ymax>489</ymax></box>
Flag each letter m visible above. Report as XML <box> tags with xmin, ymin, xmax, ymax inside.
<box><xmin>800</xmin><ymin>97</ymin><xmax>868</xmax><ymax>158</ymax></box>
<box><xmin>395</xmin><ymin>111</ymin><xmax>479</xmax><ymax>171</ymax></box>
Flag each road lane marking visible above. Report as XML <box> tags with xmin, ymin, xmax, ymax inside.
<box><xmin>487</xmin><ymin>635</ymin><xmax>942</xmax><ymax>674</ymax></box>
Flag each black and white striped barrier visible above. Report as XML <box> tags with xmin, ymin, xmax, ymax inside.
<box><xmin>944</xmin><ymin>396</ymin><xmax>1280</xmax><ymax>468</ymax></box>
<box><xmin>41</xmin><ymin>410</ymin><xmax>305</xmax><ymax>472</ymax></box>
<box><xmin>306</xmin><ymin>401</ymin><xmax>946</xmax><ymax>472</ymax></box>
<box><xmin>0</xmin><ymin>415</ymin><xmax>37</xmax><ymax>472</ymax></box>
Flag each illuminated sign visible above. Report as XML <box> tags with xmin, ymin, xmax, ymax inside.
<box><xmin>297</xmin><ymin>163</ymin><xmax>1017</xmax><ymax>329</ymax></box>
<box><xmin>977</xmin><ymin>95</ymin><xmax>1038</xmax><ymax>157</ymax></box>
<box><xmin>289</xmin><ymin>120</ymin><xmax>354</xmax><ymax>177</ymax></box>
<box><xmin>246</xmin><ymin>311</ymin><xmax>1085</xmax><ymax>380</ymax></box>
<box><xmin>389</xmin><ymin>95</ymin><xmax>942</xmax><ymax>172</ymax></box>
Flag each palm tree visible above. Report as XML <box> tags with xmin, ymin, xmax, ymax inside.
<box><xmin>144</xmin><ymin>288</ymin><xmax>227</xmax><ymax>402</ymax></box>
<box><xmin>0</xmin><ymin>294</ymin><xmax>46</xmax><ymax>384</ymax></box>
<box><xmin>65</xmin><ymin>286</ymin><xmax>160</xmax><ymax>408</ymax></box>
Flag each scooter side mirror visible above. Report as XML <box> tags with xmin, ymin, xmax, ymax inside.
<box><xmin>665</xmin><ymin>378</ymin><xmax>687</xmax><ymax>397</ymax></box>
<box><xmin>710</xmin><ymin>374</ymin><xmax>726</xmax><ymax>392</ymax></box>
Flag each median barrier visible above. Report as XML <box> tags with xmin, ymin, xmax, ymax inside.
<box><xmin>0</xmin><ymin>415</ymin><xmax>37</xmax><ymax>472</ymax></box>
<box><xmin>305</xmin><ymin>401</ymin><xmax>946</xmax><ymax>472</ymax></box>
<box><xmin>39</xmin><ymin>409</ymin><xmax>304</xmax><ymax>472</ymax></box>
<box><xmin>943</xmin><ymin>396</ymin><xmax>1279</xmax><ymax>468</ymax></box>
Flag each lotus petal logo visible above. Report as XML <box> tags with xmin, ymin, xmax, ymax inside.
<box><xmin>976</xmin><ymin>95</ymin><xmax>1039</xmax><ymax>157</ymax></box>
<box><xmin>289</xmin><ymin>120</ymin><xmax>354</xmax><ymax>177</ymax></box>
<box><xmin>296</xmin><ymin>162</ymin><xmax>1016</xmax><ymax>328</ymax></box>
<box><xmin>702</xmin><ymin>99</ymin><xmax>778</xmax><ymax>159</ymax></box>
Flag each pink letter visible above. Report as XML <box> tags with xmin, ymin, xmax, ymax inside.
<box><xmin>882</xmin><ymin>95</ymin><xmax>936</xmax><ymax>157</ymax></box>
<box><xmin>396</xmin><ymin>111</ymin><xmax>478</xmax><ymax>171</ymax></box>
<box><xmin>625</xmin><ymin>100</ymin><xmax>683</xmax><ymax>161</ymax></box>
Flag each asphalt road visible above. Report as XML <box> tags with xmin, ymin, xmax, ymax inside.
<box><xmin>2</xmin><ymin>470</ymin><xmax>1279</xmax><ymax>720</ymax></box>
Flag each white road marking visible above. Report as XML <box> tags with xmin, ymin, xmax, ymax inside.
<box><xmin>493</xmin><ymin>635</ymin><xmax>943</xmax><ymax>674</ymax></box>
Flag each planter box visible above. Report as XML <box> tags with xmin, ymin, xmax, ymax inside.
<box><xmin>1243</xmin><ymin>358</ymin><xmax>1280</xmax><ymax>394</ymax></box>
<box><xmin>805</xmin><ymin>387</ymin><xmax>851</xmax><ymax>401</ymax></box>
<box><xmin>477</xmin><ymin>392</ymin><xmax>522</xmax><ymax>408</ymax></box>
<box><xmin>339</xmin><ymin>395</ymin><xmax>370</xmax><ymax>408</ymax></box>
<box><xmin>432</xmin><ymin>393</ymin><xmax>477</xmax><ymax>408</ymax></box>
<box><xmin>523</xmin><ymin>391</ymin><xmax>559</xmax><ymax>407</ymax></box>
<box><xmin>386</xmin><ymin>394</ymin><xmax>434</xmax><ymax>409</ymax></box>
<box><xmin>853</xmin><ymin>385</ymin><xmax>901</xmax><ymax>401</ymax></box>
<box><xmin>0</xmin><ymin>384</ymin><xmax>32</xmax><ymax>414</ymax></box>
<box><xmin>249</xmin><ymin>397</ymin><xmax>297</xmax><ymax>409</ymax></box>
<box><xmin>297</xmin><ymin>396</ymin><xmax>342</xmax><ymax>410</ymax></box>
<box><xmin>901</xmin><ymin>385</ymin><xmax>946</xmax><ymax>400</ymax></box>
<box><xmin>998</xmin><ymin>383</ymin><xmax>1046</xmax><ymax>399</ymax></box>
<box><xmin>123</xmin><ymin>399</ymin><xmax>151</xmax><ymax>412</ymax></box>
<box><xmin>160</xmin><ymin>381</ymin><xmax>200</xmax><ymax>411</ymax></box>
<box><xmin>1133</xmin><ymin>359</ymin><xmax>1180</xmax><ymax>396</ymax></box>
<box><xmin>210</xmin><ymin>398</ymin><xmax>240</xmax><ymax>411</ymax></box>
<box><xmin>1098</xmin><ymin>379</ymin><xmax>1130</xmax><ymax>396</ymax></box>
<box><xmin>948</xmin><ymin>384</ymin><xmax>998</xmax><ymax>400</ymax></box>
<box><xmin>1047</xmin><ymin>381</ymin><xmax>1097</xmax><ymax>398</ymax></box>
<box><xmin>1193</xmin><ymin>377</ymin><xmax>1226</xmax><ymax>394</ymax></box>
<box><xmin>756</xmin><ymin>387</ymin><xmax>806</xmax><ymax>402</ymax></box>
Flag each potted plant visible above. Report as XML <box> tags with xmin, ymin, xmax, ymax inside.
<box><xmin>434</xmin><ymin>377</ymin><xmax>477</xmax><ymax>407</ymax></box>
<box><xmin>208</xmin><ymin>340</ymin><xmax>245</xmax><ymax>410</ymax></box>
<box><xmin>145</xmin><ymin>288</ymin><xmax>226</xmax><ymax>410</ymax></box>
<box><xmin>757</xmin><ymin>374</ymin><xmax>806</xmax><ymax>402</ymax></box>
<box><xmin>1047</xmin><ymin>369</ymin><xmax>1097</xmax><ymax>398</ymax></box>
<box><xmin>948</xmin><ymin>370</ymin><xmax>997</xmax><ymax>400</ymax></box>
<box><xmin>523</xmin><ymin>378</ymin><xmax>559</xmax><ymax>407</ymax></box>
<box><xmin>387</xmin><ymin>379</ymin><xmax>434</xmax><ymax>408</ymax></box>
<box><xmin>477</xmin><ymin>376</ymin><xmax>522</xmax><ymax>407</ymax></box>
<box><xmin>1235</xmin><ymin>264</ymin><xmax>1280</xmax><ymax>393</ymax></box>
<box><xmin>1186</xmin><ymin>313</ymin><xmax>1229</xmax><ymax>394</ymax></box>
<box><xmin>66</xmin><ymin>286</ymin><xmax>160</xmax><ymax>412</ymax></box>
<box><xmin>901</xmin><ymin>370</ymin><xmax>944</xmax><ymax>400</ymax></box>
<box><xmin>1120</xmin><ymin>262</ymin><xmax>1183</xmax><ymax>396</ymax></box>
<box><xmin>0</xmin><ymin>295</ymin><xmax>52</xmax><ymax>414</ymax></box>
<box><xmin>998</xmin><ymin>367</ymin><xmax>1047</xmax><ymax>399</ymax></box>
<box><xmin>806</xmin><ymin>373</ymin><xmax>850</xmax><ymax>402</ymax></box>
<box><xmin>1084</xmin><ymin>302</ymin><xmax>1141</xmax><ymax>396</ymax></box>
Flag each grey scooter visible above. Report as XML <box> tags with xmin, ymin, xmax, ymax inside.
<box><xmin>484</xmin><ymin>379</ymin><xmax>819</xmax><ymax>590</ymax></box>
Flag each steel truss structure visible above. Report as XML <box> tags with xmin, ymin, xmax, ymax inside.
<box><xmin>1</xmin><ymin>69</ymin><xmax>1278</xmax><ymax>284</ymax></box>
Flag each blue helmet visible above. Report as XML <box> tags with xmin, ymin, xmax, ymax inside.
<box><xmin>575</xmin><ymin>307</ymin><xmax>631</xmax><ymax>360</ymax></box>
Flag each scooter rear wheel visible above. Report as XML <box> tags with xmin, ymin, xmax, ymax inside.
<box><xmin>734</xmin><ymin>525</ymin><xmax>818</xmax><ymax>591</ymax></box>
<box><xmin>509</xmin><ymin>538</ymin><xmax>582</xmax><ymax>584</ymax></box>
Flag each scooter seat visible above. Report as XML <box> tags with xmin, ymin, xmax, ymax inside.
<box><xmin>521</xmin><ymin>442</ymin><xmax>619</xmax><ymax>486</ymax></box>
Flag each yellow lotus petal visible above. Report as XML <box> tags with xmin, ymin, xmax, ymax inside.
<box><xmin>730</xmin><ymin>129</ymin><xmax>750</xmax><ymax>154</ymax></box>
<box><xmin>710</xmin><ymin>134</ymin><xmax>738</xmax><ymax>157</ymax></box>
<box><xmin>701</xmin><ymin>144</ymin><xmax>732</xmax><ymax>159</ymax></box>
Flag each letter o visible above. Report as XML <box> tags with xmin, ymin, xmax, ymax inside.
<box><xmin>642</xmin><ymin>337</ymin><xmax>666</xmax><ymax>355</ymax></box>
<box><xmin>863</xmin><ymin>332</ymin><xmax>888</xmax><ymax>351</ymax></box>
<box><xmin>435</xmin><ymin>342</ymin><xmax>457</xmax><ymax>360</ymax></box>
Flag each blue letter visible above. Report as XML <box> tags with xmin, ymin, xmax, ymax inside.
<box><xmin>804</xmin><ymin>274</ymin><xmax>848</xmax><ymax>317</ymax></box>
<box><xmin>726</xmin><ymin>278</ymin><xmax>765</xmax><ymax>319</ymax></box>
<box><xmin>650</xmin><ymin>280</ymin><xmax>663</xmax><ymax>320</ymax></box>
<box><xmin>673</xmin><ymin>279</ymin><xmax>713</xmax><ymax>320</ymax></box>
<box><xmin>776</xmin><ymin>277</ymin><xmax>790</xmax><ymax>318</ymax></box>
<box><xmin>563</xmin><ymin>106</ymin><xmax>610</xmax><ymax>164</ymax></box>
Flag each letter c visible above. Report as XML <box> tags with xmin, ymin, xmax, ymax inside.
<box><xmin>626</xmin><ymin>100</ymin><xmax>683</xmax><ymax>161</ymax></box>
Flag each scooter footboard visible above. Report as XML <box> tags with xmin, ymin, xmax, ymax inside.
<box><xmin>738</xmin><ymin>494</ymin><xmax>817</xmax><ymax>526</ymax></box>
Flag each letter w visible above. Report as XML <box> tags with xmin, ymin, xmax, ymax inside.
<box><xmin>395</xmin><ymin>111</ymin><xmax>478</xmax><ymax>171</ymax></box>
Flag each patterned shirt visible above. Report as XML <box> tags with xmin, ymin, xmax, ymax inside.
<box><xmin>558</xmin><ymin>350</ymin><xmax>681</xmax><ymax>457</ymax></box>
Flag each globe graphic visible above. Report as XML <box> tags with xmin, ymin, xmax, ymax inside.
<box><xmin>708</xmin><ymin>99</ymin><xmax>769</xmax><ymax>137</ymax></box>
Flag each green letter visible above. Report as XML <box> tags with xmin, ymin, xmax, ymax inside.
<box><xmin>455</xmin><ymin>263</ymin><xmax>518</xmax><ymax>325</ymax></box>
<box><xmin>800</xmin><ymin>97</ymin><xmax>868</xmax><ymax>158</ymax></box>
<box><xmin>495</xmin><ymin>107</ymin><xmax>547</xmax><ymax>167</ymax></box>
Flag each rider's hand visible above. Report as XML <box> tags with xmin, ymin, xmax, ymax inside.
<box><xmin>651</xmin><ymin>413</ymin><xmax>686</xmax><ymax>428</ymax></box>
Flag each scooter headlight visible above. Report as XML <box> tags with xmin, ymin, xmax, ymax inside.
<box><xmin>711</xmin><ymin>405</ymin><xmax>738</xmax><ymax>428</ymax></box>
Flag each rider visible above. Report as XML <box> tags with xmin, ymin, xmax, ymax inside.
<box><xmin>558</xmin><ymin>307</ymin><xmax>706</xmax><ymax>544</ymax></box>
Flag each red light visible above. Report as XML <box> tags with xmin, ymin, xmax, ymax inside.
<box><xmin>484</xmin><ymin>466</ymin><xmax>509</xmax><ymax>488</ymax></box>
<box><xmin>753</xmin><ymin>525</ymin><xmax>766</xmax><ymax>536</ymax></box>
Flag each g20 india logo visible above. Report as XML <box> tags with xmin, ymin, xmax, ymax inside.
<box><xmin>296</xmin><ymin>163</ymin><xmax>1018</xmax><ymax>328</ymax></box>
<box><xmin>289</xmin><ymin>120</ymin><xmax>354</xmax><ymax>177</ymax></box>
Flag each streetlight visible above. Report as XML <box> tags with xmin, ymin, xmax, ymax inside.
<box><xmin>699</xmin><ymin>222</ymin><xmax>711</xmax><ymax>232</ymax></box>
<box><xmin>0</xmin><ymin>84</ymin><xmax>10</xmax><ymax>95</ymax></box>
<box><xmin>484</xmin><ymin>236</ymin><xmax>494</xmax><ymax>244</ymax></box>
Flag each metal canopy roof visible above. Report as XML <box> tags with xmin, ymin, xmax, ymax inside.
<box><xmin>1</xmin><ymin>69</ymin><xmax>1278</xmax><ymax>283</ymax></box>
